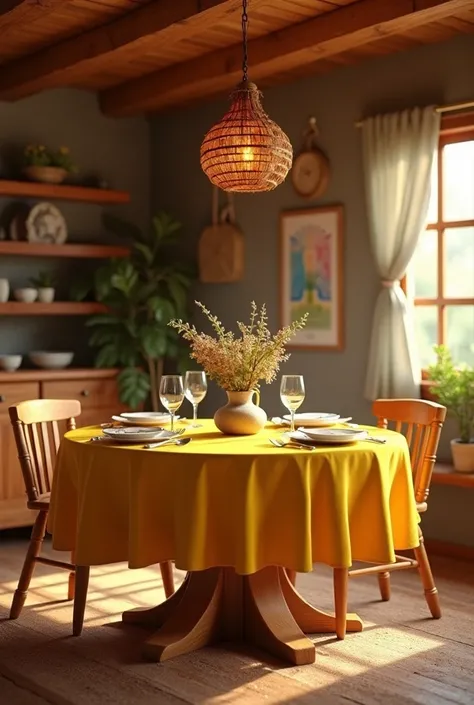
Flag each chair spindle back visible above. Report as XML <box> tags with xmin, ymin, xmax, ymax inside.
<box><xmin>9</xmin><ymin>399</ymin><xmax>81</xmax><ymax>503</ymax></box>
<box><xmin>372</xmin><ymin>399</ymin><xmax>446</xmax><ymax>504</ymax></box>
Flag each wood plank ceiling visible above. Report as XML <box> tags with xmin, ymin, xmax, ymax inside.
<box><xmin>0</xmin><ymin>0</ymin><xmax>473</xmax><ymax>117</ymax></box>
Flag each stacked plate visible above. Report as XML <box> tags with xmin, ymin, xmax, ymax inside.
<box><xmin>112</xmin><ymin>412</ymin><xmax>172</xmax><ymax>427</ymax></box>
<box><xmin>102</xmin><ymin>427</ymin><xmax>177</xmax><ymax>443</ymax></box>
<box><xmin>289</xmin><ymin>428</ymin><xmax>368</xmax><ymax>445</ymax></box>
<box><xmin>280</xmin><ymin>412</ymin><xmax>352</xmax><ymax>428</ymax></box>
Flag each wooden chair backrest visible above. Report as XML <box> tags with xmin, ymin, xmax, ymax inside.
<box><xmin>9</xmin><ymin>399</ymin><xmax>81</xmax><ymax>503</ymax></box>
<box><xmin>372</xmin><ymin>399</ymin><xmax>447</xmax><ymax>504</ymax></box>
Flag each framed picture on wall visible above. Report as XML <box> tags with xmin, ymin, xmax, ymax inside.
<box><xmin>280</xmin><ymin>205</ymin><xmax>344</xmax><ymax>350</ymax></box>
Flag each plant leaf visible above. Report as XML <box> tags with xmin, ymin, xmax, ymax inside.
<box><xmin>167</xmin><ymin>277</ymin><xmax>186</xmax><ymax>315</ymax></box>
<box><xmin>95</xmin><ymin>343</ymin><xmax>119</xmax><ymax>368</ymax></box>
<box><xmin>148</xmin><ymin>296</ymin><xmax>175</xmax><ymax>323</ymax></box>
<box><xmin>85</xmin><ymin>314</ymin><xmax>119</xmax><ymax>327</ymax></box>
<box><xmin>134</xmin><ymin>241</ymin><xmax>154</xmax><ymax>265</ymax></box>
<box><xmin>140</xmin><ymin>325</ymin><xmax>167</xmax><ymax>358</ymax></box>
<box><xmin>117</xmin><ymin>368</ymin><xmax>150</xmax><ymax>409</ymax></box>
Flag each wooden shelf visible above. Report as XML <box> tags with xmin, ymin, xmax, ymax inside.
<box><xmin>432</xmin><ymin>462</ymin><xmax>474</xmax><ymax>488</ymax></box>
<box><xmin>0</xmin><ymin>241</ymin><xmax>130</xmax><ymax>258</ymax></box>
<box><xmin>0</xmin><ymin>179</ymin><xmax>130</xmax><ymax>205</ymax></box>
<box><xmin>0</xmin><ymin>368</ymin><xmax>119</xmax><ymax>383</ymax></box>
<box><xmin>0</xmin><ymin>302</ymin><xmax>105</xmax><ymax>315</ymax></box>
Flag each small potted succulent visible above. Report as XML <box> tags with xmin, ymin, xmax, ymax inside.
<box><xmin>30</xmin><ymin>271</ymin><xmax>57</xmax><ymax>303</ymax></box>
<box><xmin>428</xmin><ymin>345</ymin><xmax>474</xmax><ymax>473</ymax></box>
<box><xmin>23</xmin><ymin>144</ymin><xmax>76</xmax><ymax>184</ymax></box>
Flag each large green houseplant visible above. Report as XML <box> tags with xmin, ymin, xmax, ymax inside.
<box><xmin>428</xmin><ymin>345</ymin><xmax>474</xmax><ymax>473</ymax></box>
<box><xmin>74</xmin><ymin>212</ymin><xmax>194</xmax><ymax>409</ymax></box>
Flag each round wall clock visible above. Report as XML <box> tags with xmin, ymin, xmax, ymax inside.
<box><xmin>291</xmin><ymin>116</ymin><xmax>330</xmax><ymax>199</ymax></box>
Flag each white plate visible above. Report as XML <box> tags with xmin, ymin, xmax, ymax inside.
<box><xmin>117</xmin><ymin>412</ymin><xmax>171</xmax><ymax>426</ymax></box>
<box><xmin>290</xmin><ymin>428</ymin><xmax>368</xmax><ymax>445</ymax></box>
<box><xmin>102</xmin><ymin>427</ymin><xmax>176</xmax><ymax>443</ymax></box>
<box><xmin>282</xmin><ymin>412</ymin><xmax>342</xmax><ymax>428</ymax></box>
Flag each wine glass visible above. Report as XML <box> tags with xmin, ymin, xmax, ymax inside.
<box><xmin>159</xmin><ymin>375</ymin><xmax>184</xmax><ymax>433</ymax></box>
<box><xmin>280</xmin><ymin>375</ymin><xmax>305</xmax><ymax>432</ymax></box>
<box><xmin>184</xmin><ymin>371</ymin><xmax>207</xmax><ymax>427</ymax></box>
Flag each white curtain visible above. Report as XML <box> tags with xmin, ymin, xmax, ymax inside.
<box><xmin>362</xmin><ymin>107</ymin><xmax>440</xmax><ymax>400</ymax></box>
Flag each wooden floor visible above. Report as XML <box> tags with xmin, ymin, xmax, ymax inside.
<box><xmin>0</xmin><ymin>537</ymin><xmax>473</xmax><ymax>705</ymax></box>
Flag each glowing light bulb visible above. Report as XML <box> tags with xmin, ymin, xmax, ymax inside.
<box><xmin>241</xmin><ymin>146</ymin><xmax>254</xmax><ymax>162</ymax></box>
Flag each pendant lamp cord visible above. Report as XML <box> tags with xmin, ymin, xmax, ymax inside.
<box><xmin>241</xmin><ymin>0</ymin><xmax>248</xmax><ymax>82</ymax></box>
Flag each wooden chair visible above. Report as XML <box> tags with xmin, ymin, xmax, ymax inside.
<box><xmin>334</xmin><ymin>398</ymin><xmax>446</xmax><ymax>639</ymax></box>
<box><xmin>8</xmin><ymin>398</ymin><xmax>176</xmax><ymax>636</ymax></box>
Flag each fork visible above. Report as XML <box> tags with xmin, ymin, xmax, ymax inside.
<box><xmin>143</xmin><ymin>436</ymin><xmax>192</xmax><ymax>450</ymax></box>
<box><xmin>269</xmin><ymin>438</ymin><xmax>315</xmax><ymax>451</ymax></box>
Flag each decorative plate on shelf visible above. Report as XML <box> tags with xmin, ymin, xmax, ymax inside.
<box><xmin>26</xmin><ymin>202</ymin><xmax>67</xmax><ymax>244</ymax></box>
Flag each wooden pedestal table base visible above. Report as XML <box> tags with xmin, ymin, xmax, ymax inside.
<box><xmin>122</xmin><ymin>566</ymin><xmax>363</xmax><ymax>665</ymax></box>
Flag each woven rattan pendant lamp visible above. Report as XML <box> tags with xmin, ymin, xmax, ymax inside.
<box><xmin>200</xmin><ymin>0</ymin><xmax>293</xmax><ymax>193</ymax></box>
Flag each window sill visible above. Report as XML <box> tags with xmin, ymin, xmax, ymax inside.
<box><xmin>420</xmin><ymin>380</ymin><xmax>438</xmax><ymax>402</ymax></box>
<box><xmin>433</xmin><ymin>462</ymin><xmax>474</xmax><ymax>488</ymax></box>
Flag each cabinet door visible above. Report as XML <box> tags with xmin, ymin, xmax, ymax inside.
<box><xmin>42</xmin><ymin>378</ymin><xmax>123</xmax><ymax>427</ymax></box>
<box><xmin>0</xmin><ymin>382</ymin><xmax>40</xmax><ymax>528</ymax></box>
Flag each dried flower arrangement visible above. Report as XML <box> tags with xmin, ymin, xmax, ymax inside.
<box><xmin>169</xmin><ymin>301</ymin><xmax>308</xmax><ymax>392</ymax></box>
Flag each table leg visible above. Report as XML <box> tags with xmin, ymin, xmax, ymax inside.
<box><xmin>122</xmin><ymin>566</ymin><xmax>363</xmax><ymax>664</ymax></box>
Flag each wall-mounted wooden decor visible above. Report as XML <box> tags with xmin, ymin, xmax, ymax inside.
<box><xmin>291</xmin><ymin>117</ymin><xmax>330</xmax><ymax>200</ymax></box>
<box><xmin>198</xmin><ymin>188</ymin><xmax>244</xmax><ymax>283</ymax></box>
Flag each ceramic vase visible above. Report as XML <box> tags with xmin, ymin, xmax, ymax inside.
<box><xmin>0</xmin><ymin>278</ymin><xmax>9</xmax><ymax>303</ymax></box>
<box><xmin>214</xmin><ymin>390</ymin><xmax>267</xmax><ymax>435</ymax></box>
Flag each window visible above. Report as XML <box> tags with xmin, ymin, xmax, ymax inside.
<box><xmin>412</xmin><ymin>115</ymin><xmax>474</xmax><ymax>369</ymax></box>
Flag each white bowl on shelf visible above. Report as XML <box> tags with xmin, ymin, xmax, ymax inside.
<box><xmin>29</xmin><ymin>351</ymin><xmax>74</xmax><ymax>369</ymax></box>
<box><xmin>14</xmin><ymin>288</ymin><xmax>38</xmax><ymax>303</ymax></box>
<box><xmin>0</xmin><ymin>354</ymin><xmax>22</xmax><ymax>372</ymax></box>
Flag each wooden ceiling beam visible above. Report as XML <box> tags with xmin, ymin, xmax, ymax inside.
<box><xmin>0</xmin><ymin>0</ymin><xmax>262</xmax><ymax>100</ymax></box>
<box><xmin>100</xmin><ymin>0</ymin><xmax>474</xmax><ymax>117</ymax></box>
<box><xmin>0</xmin><ymin>0</ymin><xmax>71</xmax><ymax>28</ymax></box>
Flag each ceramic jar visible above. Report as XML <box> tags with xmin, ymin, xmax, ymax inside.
<box><xmin>0</xmin><ymin>278</ymin><xmax>9</xmax><ymax>303</ymax></box>
<box><xmin>214</xmin><ymin>390</ymin><xmax>267</xmax><ymax>435</ymax></box>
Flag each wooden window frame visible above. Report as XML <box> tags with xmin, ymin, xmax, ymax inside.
<box><xmin>413</xmin><ymin>112</ymin><xmax>474</xmax><ymax>399</ymax></box>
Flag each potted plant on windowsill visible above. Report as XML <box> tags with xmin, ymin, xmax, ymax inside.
<box><xmin>428</xmin><ymin>345</ymin><xmax>474</xmax><ymax>473</ymax></box>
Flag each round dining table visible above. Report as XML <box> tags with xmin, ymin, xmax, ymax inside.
<box><xmin>48</xmin><ymin>420</ymin><xmax>420</xmax><ymax>665</ymax></box>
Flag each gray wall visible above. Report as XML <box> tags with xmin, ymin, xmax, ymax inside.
<box><xmin>0</xmin><ymin>88</ymin><xmax>150</xmax><ymax>365</ymax></box>
<box><xmin>151</xmin><ymin>35</ymin><xmax>474</xmax><ymax>546</ymax></box>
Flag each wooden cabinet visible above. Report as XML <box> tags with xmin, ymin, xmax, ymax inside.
<box><xmin>0</xmin><ymin>368</ymin><xmax>123</xmax><ymax>530</ymax></box>
<box><xmin>0</xmin><ymin>381</ymin><xmax>40</xmax><ymax>529</ymax></box>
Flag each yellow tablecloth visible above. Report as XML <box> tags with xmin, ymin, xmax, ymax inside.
<box><xmin>48</xmin><ymin>420</ymin><xmax>420</xmax><ymax>574</ymax></box>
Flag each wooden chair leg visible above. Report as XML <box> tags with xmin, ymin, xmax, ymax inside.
<box><xmin>333</xmin><ymin>567</ymin><xmax>348</xmax><ymax>640</ymax></box>
<box><xmin>413</xmin><ymin>531</ymin><xmax>441</xmax><ymax>619</ymax></box>
<box><xmin>377</xmin><ymin>571</ymin><xmax>391</xmax><ymax>601</ymax></box>
<box><xmin>72</xmin><ymin>565</ymin><xmax>90</xmax><ymax>636</ymax></box>
<box><xmin>159</xmin><ymin>561</ymin><xmax>175</xmax><ymax>599</ymax></box>
<box><xmin>10</xmin><ymin>510</ymin><xmax>48</xmax><ymax>620</ymax></box>
<box><xmin>68</xmin><ymin>550</ymin><xmax>76</xmax><ymax>601</ymax></box>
